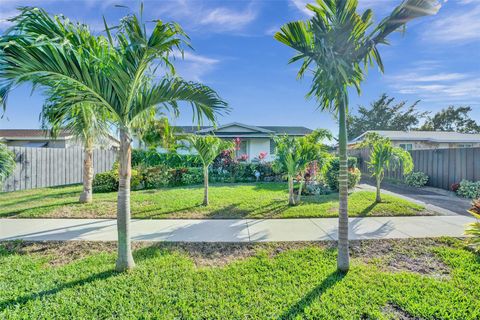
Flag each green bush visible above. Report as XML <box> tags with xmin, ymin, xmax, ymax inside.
<box><xmin>141</xmin><ymin>166</ymin><xmax>170</xmax><ymax>189</ymax></box>
<box><xmin>93</xmin><ymin>168</ymin><xmax>142</xmax><ymax>193</ymax></box>
<box><xmin>404</xmin><ymin>171</ymin><xmax>429</xmax><ymax>188</ymax></box>
<box><xmin>132</xmin><ymin>149</ymin><xmax>201</xmax><ymax>168</ymax></box>
<box><xmin>324</xmin><ymin>157</ymin><xmax>361</xmax><ymax>191</ymax></box>
<box><xmin>181</xmin><ymin>167</ymin><xmax>204</xmax><ymax>185</ymax></box>
<box><xmin>457</xmin><ymin>180</ymin><xmax>480</xmax><ymax>199</ymax></box>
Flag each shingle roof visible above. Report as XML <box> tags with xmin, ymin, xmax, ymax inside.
<box><xmin>0</xmin><ymin>129</ymin><xmax>72</xmax><ymax>139</ymax></box>
<box><xmin>350</xmin><ymin>130</ymin><xmax>480</xmax><ymax>144</ymax></box>
<box><xmin>174</xmin><ymin>124</ymin><xmax>312</xmax><ymax>136</ymax></box>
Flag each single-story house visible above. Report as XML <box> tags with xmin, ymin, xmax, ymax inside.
<box><xmin>349</xmin><ymin>130</ymin><xmax>480</xmax><ymax>150</ymax></box>
<box><xmin>0</xmin><ymin>129</ymin><xmax>120</xmax><ymax>149</ymax></box>
<box><xmin>175</xmin><ymin>122</ymin><xmax>313</xmax><ymax>162</ymax></box>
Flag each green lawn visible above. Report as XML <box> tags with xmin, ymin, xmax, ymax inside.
<box><xmin>0</xmin><ymin>239</ymin><xmax>478</xmax><ymax>319</ymax></box>
<box><xmin>0</xmin><ymin>183</ymin><xmax>427</xmax><ymax>219</ymax></box>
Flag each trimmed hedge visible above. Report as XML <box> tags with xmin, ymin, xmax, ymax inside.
<box><xmin>132</xmin><ymin>149</ymin><xmax>201</xmax><ymax>168</ymax></box>
<box><xmin>93</xmin><ymin>168</ymin><xmax>142</xmax><ymax>193</ymax></box>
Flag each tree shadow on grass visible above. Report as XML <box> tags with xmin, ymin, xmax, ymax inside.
<box><xmin>0</xmin><ymin>201</ymin><xmax>79</xmax><ymax>218</ymax></box>
<box><xmin>0</xmin><ymin>269</ymin><xmax>117</xmax><ymax>311</ymax></box>
<box><xmin>0</xmin><ymin>190</ymin><xmax>80</xmax><ymax>209</ymax></box>
<box><xmin>358</xmin><ymin>202</ymin><xmax>378</xmax><ymax>217</ymax></box>
<box><xmin>133</xmin><ymin>204</ymin><xmax>203</xmax><ymax>219</ymax></box>
<box><xmin>278</xmin><ymin>270</ymin><xmax>346</xmax><ymax>320</ymax></box>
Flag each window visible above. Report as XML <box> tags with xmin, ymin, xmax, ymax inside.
<box><xmin>399</xmin><ymin>143</ymin><xmax>413</xmax><ymax>151</ymax></box>
<box><xmin>235</xmin><ymin>140</ymin><xmax>248</xmax><ymax>157</ymax></box>
<box><xmin>269</xmin><ymin>139</ymin><xmax>276</xmax><ymax>155</ymax></box>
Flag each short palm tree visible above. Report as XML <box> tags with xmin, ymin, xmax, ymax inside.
<box><xmin>185</xmin><ymin>135</ymin><xmax>234</xmax><ymax>205</ymax></box>
<box><xmin>0</xmin><ymin>7</ymin><xmax>227</xmax><ymax>271</ymax></box>
<box><xmin>275</xmin><ymin>0</ymin><xmax>440</xmax><ymax>271</ymax></box>
<box><xmin>360</xmin><ymin>133</ymin><xmax>413</xmax><ymax>203</ymax></box>
<box><xmin>274</xmin><ymin>130</ymin><xmax>331</xmax><ymax>205</ymax></box>
<box><xmin>41</xmin><ymin>103</ymin><xmax>112</xmax><ymax>203</ymax></box>
<box><xmin>0</xmin><ymin>143</ymin><xmax>15</xmax><ymax>185</ymax></box>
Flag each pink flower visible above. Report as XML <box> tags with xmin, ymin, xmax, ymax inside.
<box><xmin>258</xmin><ymin>152</ymin><xmax>268</xmax><ymax>160</ymax></box>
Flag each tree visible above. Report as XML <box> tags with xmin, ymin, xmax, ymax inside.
<box><xmin>0</xmin><ymin>144</ymin><xmax>15</xmax><ymax>185</ymax></box>
<box><xmin>185</xmin><ymin>135</ymin><xmax>234</xmax><ymax>205</ymax></box>
<box><xmin>420</xmin><ymin>106</ymin><xmax>480</xmax><ymax>133</ymax></box>
<box><xmin>359</xmin><ymin>133</ymin><xmax>413</xmax><ymax>203</ymax></box>
<box><xmin>41</xmin><ymin>103</ymin><xmax>112</xmax><ymax>203</ymax></box>
<box><xmin>0</xmin><ymin>7</ymin><xmax>227</xmax><ymax>271</ymax></box>
<box><xmin>348</xmin><ymin>94</ymin><xmax>427</xmax><ymax>139</ymax></box>
<box><xmin>273</xmin><ymin>130</ymin><xmax>331</xmax><ymax>206</ymax></box>
<box><xmin>274</xmin><ymin>0</ymin><xmax>440</xmax><ymax>271</ymax></box>
<box><xmin>139</xmin><ymin>117</ymin><xmax>183</xmax><ymax>151</ymax></box>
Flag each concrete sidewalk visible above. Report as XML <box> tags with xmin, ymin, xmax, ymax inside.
<box><xmin>0</xmin><ymin>216</ymin><xmax>475</xmax><ymax>242</ymax></box>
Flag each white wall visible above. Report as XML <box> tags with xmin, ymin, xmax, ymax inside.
<box><xmin>247</xmin><ymin>138</ymin><xmax>273</xmax><ymax>161</ymax></box>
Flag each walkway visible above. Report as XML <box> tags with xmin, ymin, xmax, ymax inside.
<box><xmin>358</xmin><ymin>181</ymin><xmax>472</xmax><ymax>216</ymax></box>
<box><xmin>0</xmin><ymin>216</ymin><xmax>475</xmax><ymax>242</ymax></box>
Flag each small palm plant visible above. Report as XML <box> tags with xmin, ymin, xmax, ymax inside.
<box><xmin>466</xmin><ymin>199</ymin><xmax>480</xmax><ymax>251</ymax></box>
<box><xmin>0</xmin><ymin>143</ymin><xmax>15</xmax><ymax>185</ymax></box>
<box><xmin>359</xmin><ymin>133</ymin><xmax>413</xmax><ymax>203</ymax></box>
<box><xmin>185</xmin><ymin>135</ymin><xmax>234</xmax><ymax>206</ymax></box>
<box><xmin>41</xmin><ymin>103</ymin><xmax>112</xmax><ymax>203</ymax></box>
<box><xmin>274</xmin><ymin>130</ymin><xmax>331</xmax><ymax>206</ymax></box>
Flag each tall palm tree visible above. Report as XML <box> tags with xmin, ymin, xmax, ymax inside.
<box><xmin>41</xmin><ymin>103</ymin><xmax>112</xmax><ymax>203</ymax></box>
<box><xmin>275</xmin><ymin>0</ymin><xmax>440</xmax><ymax>271</ymax></box>
<box><xmin>0</xmin><ymin>7</ymin><xmax>227</xmax><ymax>271</ymax></box>
<box><xmin>185</xmin><ymin>135</ymin><xmax>234</xmax><ymax>205</ymax></box>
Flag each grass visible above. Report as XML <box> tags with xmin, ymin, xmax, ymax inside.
<box><xmin>0</xmin><ymin>183</ymin><xmax>426</xmax><ymax>219</ymax></box>
<box><xmin>0</xmin><ymin>239</ymin><xmax>478</xmax><ymax>319</ymax></box>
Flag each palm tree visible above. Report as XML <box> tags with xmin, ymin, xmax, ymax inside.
<box><xmin>274</xmin><ymin>130</ymin><xmax>331</xmax><ymax>205</ymax></box>
<box><xmin>0</xmin><ymin>143</ymin><xmax>15</xmax><ymax>185</ymax></box>
<box><xmin>41</xmin><ymin>103</ymin><xmax>112</xmax><ymax>203</ymax></box>
<box><xmin>185</xmin><ymin>135</ymin><xmax>234</xmax><ymax>205</ymax></box>
<box><xmin>275</xmin><ymin>0</ymin><xmax>440</xmax><ymax>271</ymax></box>
<box><xmin>0</xmin><ymin>7</ymin><xmax>227</xmax><ymax>271</ymax></box>
<box><xmin>359</xmin><ymin>133</ymin><xmax>413</xmax><ymax>203</ymax></box>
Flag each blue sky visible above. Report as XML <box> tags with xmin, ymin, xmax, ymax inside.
<box><xmin>1</xmin><ymin>0</ymin><xmax>479</xmax><ymax>135</ymax></box>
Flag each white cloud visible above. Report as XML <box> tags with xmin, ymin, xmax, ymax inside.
<box><xmin>388</xmin><ymin>65</ymin><xmax>480</xmax><ymax>104</ymax></box>
<box><xmin>199</xmin><ymin>6</ymin><xmax>257</xmax><ymax>31</ymax></box>
<box><xmin>290</xmin><ymin>0</ymin><xmax>394</xmax><ymax>16</ymax></box>
<box><xmin>170</xmin><ymin>51</ymin><xmax>220</xmax><ymax>82</ymax></box>
<box><xmin>424</xmin><ymin>2</ymin><xmax>480</xmax><ymax>43</ymax></box>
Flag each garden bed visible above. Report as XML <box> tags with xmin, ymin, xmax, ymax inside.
<box><xmin>0</xmin><ymin>183</ymin><xmax>429</xmax><ymax>219</ymax></box>
<box><xmin>0</xmin><ymin>238</ymin><xmax>478</xmax><ymax>319</ymax></box>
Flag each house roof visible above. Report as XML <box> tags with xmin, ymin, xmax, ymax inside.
<box><xmin>350</xmin><ymin>130</ymin><xmax>480</xmax><ymax>144</ymax></box>
<box><xmin>0</xmin><ymin>129</ymin><xmax>72</xmax><ymax>140</ymax></box>
<box><xmin>175</xmin><ymin>123</ymin><xmax>313</xmax><ymax>137</ymax></box>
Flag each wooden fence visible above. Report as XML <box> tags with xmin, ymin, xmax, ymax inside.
<box><xmin>351</xmin><ymin>147</ymin><xmax>480</xmax><ymax>190</ymax></box>
<box><xmin>2</xmin><ymin>147</ymin><xmax>117</xmax><ymax>192</ymax></box>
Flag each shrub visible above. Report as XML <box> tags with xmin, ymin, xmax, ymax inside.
<box><xmin>93</xmin><ymin>168</ymin><xmax>142</xmax><ymax>193</ymax></box>
<box><xmin>324</xmin><ymin>157</ymin><xmax>361</xmax><ymax>191</ymax></box>
<box><xmin>404</xmin><ymin>171</ymin><xmax>429</xmax><ymax>188</ymax></box>
<box><xmin>457</xmin><ymin>180</ymin><xmax>480</xmax><ymax>199</ymax></box>
<box><xmin>168</xmin><ymin>167</ymin><xmax>189</xmax><ymax>186</ymax></box>
<box><xmin>141</xmin><ymin>166</ymin><xmax>170</xmax><ymax>189</ymax></box>
<box><xmin>181</xmin><ymin>167</ymin><xmax>203</xmax><ymax>185</ymax></box>
<box><xmin>131</xmin><ymin>149</ymin><xmax>201</xmax><ymax>168</ymax></box>
<box><xmin>451</xmin><ymin>183</ymin><xmax>460</xmax><ymax>192</ymax></box>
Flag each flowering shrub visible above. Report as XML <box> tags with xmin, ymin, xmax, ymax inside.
<box><xmin>257</xmin><ymin>152</ymin><xmax>268</xmax><ymax>162</ymax></box>
<box><xmin>238</xmin><ymin>154</ymin><xmax>248</xmax><ymax>162</ymax></box>
<box><xmin>404</xmin><ymin>171</ymin><xmax>429</xmax><ymax>188</ymax></box>
<box><xmin>466</xmin><ymin>198</ymin><xmax>480</xmax><ymax>251</ymax></box>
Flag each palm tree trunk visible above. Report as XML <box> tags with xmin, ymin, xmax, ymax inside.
<box><xmin>203</xmin><ymin>165</ymin><xmax>209</xmax><ymax>206</ymax></box>
<box><xmin>79</xmin><ymin>144</ymin><xmax>93</xmax><ymax>203</ymax></box>
<box><xmin>376</xmin><ymin>176</ymin><xmax>382</xmax><ymax>203</ymax></box>
<box><xmin>288</xmin><ymin>175</ymin><xmax>295</xmax><ymax>206</ymax></box>
<box><xmin>337</xmin><ymin>99</ymin><xmax>350</xmax><ymax>272</ymax></box>
<box><xmin>115</xmin><ymin>128</ymin><xmax>135</xmax><ymax>272</ymax></box>
<box><xmin>296</xmin><ymin>178</ymin><xmax>304</xmax><ymax>204</ymax></box>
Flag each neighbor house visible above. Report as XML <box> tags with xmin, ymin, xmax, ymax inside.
<box><xmin>175</xmin><ymin>122</ymin><xmax>313</xmax><ymax>162</ymax></box>
<box><xmin>0</xmin><ymin>129</ymin><xmax>120</xmax><ymax>149</ymax></box>
<box><xmin>349</xmin><ymin>130</ymin><xmax>480</xmax><ymax>150</ymax></box>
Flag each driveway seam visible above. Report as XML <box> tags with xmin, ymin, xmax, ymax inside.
<box><xmin>309</xmin><ymin>218</ymin><xmax>336</xmax><ymax>240</ymax></box>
